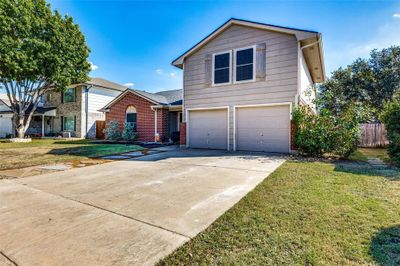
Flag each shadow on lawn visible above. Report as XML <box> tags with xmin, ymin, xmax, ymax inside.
<box><xmin>334</xmin><ymin>161</ymin><xmax>400</xmax><ymax>180</ymax></box>
<box><xmin>370</xmin><ymin>225</ymin><xmax>400</xmax><ymax>266</ymax></box>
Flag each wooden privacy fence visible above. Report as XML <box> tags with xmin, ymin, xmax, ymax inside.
<box><xmin>359</xmin><ymin>123</ymin><xmax>388</xmax><ymax>148</ymax></box>
<box><xmin>96</xmin><ymin>120</ymin><xmax>106</xmax><ymax>139</ymax></box>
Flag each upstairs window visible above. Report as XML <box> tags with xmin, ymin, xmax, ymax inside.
<box><xmin>63</xmin><ymin>88</ymin><xmax>76</xmax><ymax>103</ymax></box>
<box><xmin>213</xmin><ymin>52</ymin><xmax>231</xmax><ymax>85</ymax></box>
<box><xmin>235</xmin><ymin>47</ymin><xmax>255</xmax><ymax>82</ymax></box>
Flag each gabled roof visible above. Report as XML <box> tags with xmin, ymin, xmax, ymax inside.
<box><xmin>99</xmin><ymin>88</ymin><xmax>182</xmax><ymax>112</ymax></box>
<box><xmin>172</xmin><ymin>18</ymin><xmax>325</xmax><ymax>83</ymax></box>
<box><xmin>71</xmin><ymin>77</ymin><xmax>128</xmax><ymax>92</ymax></box>
<box><xmin>0</xmin><ymin>94</ymin><xmax>11</xmax><ymax>108</ymax></box>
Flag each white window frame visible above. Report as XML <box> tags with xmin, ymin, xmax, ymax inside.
<box><xmin>212</xmin><ymin>50</ymin><xmax>232</xmax><ymax>86</ymax></box>
<box><xmin>233</xmin><ymin>45</ymin><xmax>256</xmax><ymax>84</ymax></box>
<box><xmin>63</xmin><ymin>116</ymin><xmax>75</xmax><ymax>132</ymax></box>
<box><xmin>63</xmin><ymin>88</ymin><xmax>76</xmax><ymax>103</ymax></box>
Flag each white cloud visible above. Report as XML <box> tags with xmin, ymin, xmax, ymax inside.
<box><xmin>89</xmin><ymin>61</ymin><xmax>98</xmax><ymax>71</ymax></box>
<box><xmin>155</xmin><ymin>69</ymin><xmax>163</xmax><ymax>75</ymax></box>
<box><xmin>170</xmin><ymin>72</ymin><xmax>176</xmax><ymax>77</ymax></box>
<box><xmin>349</xmin><ymin>19</ymin><xmax>400</xmax><ymax>58</ymax></box>
<box><xmin>393</xmin><ymin>13</ymin><xmax>400</xmax><ymax>18</ymax></box>
<box><xmin>124</xmin><ymin>82</ymin><xmax>134</xmax><ymax>87</ymax></box>
<box><xmin>326</xmin><ymin>17</ymin><xmax>400</xmax><ymax>74</ymax></box>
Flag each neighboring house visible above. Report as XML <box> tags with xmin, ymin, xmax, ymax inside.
<box><xmin>100</xmin><ymin>89</ymin><xmax>182</xmax><ymax>142</ymax></box>
<box><xmin>0</xmin><ymin>94</ymin><xmax>13</xmax><ymax>138</ymax></box>
<box><xmin>172</xmin><ymin>18</ymin><xmax>325</xmax><ymax>153</ymax></box>
<box><xmin>0</xmin><ymin>78</ymin><xmax>126</xmax><ymax>138</ymax></box>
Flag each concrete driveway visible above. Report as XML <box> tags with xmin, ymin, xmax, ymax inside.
<box><xmin>0</xmin><ymin>149</ymin><xmax>285</xmax><ymax>265</ymax></box>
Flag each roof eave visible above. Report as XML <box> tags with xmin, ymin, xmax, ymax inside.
<box><xmin>171</xmin><ymin>18</ymin><xmax>319</xmax><ymax>68</ymax></box>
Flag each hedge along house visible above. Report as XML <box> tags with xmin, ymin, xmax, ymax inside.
<box><xmin>99</xmin><ymin>89</ymin><xmax>183</xmax><ymax>142</ymax></box>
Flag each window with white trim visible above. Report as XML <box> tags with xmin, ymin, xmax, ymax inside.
<box><xmin>235</xmin><ymin>47</ymin><xmax>254</xmax><ymax>82</ymax></box>
<box><xmin>213</xmin><ymin>52</ymin><xmax>231</xmax><ymax>85</ymax></box>
<box><xmin>63</xmin><ymin>116</ymin><xmax>75</xmax><ymax>131</ymax></box>
<box><xmin>126</xmin><ymin>106</ymin><xmax>137</xmax><ymax>130</ymax></box>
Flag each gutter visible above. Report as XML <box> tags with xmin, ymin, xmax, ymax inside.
<box><xmin>84</xmin><ymin>85</ymin><xmax>93</xmax><ymax>138</ymax></box>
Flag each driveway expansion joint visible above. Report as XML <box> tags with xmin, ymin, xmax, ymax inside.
<box><xmin>1</xmin><ymin>251</ymin><xmax>18</xmax><ymax>266</ymax></box>
<box><xmin>11</xmin><ymin>180</ymin><xmax>192</xmax><ymax>241</ymax></box>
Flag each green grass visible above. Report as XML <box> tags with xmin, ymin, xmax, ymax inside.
<box><xmin>0</xmin><ymin>139</ymin><xmax>142</xmax><ymax>170</ymax></box>
<box><xmin>350</xmin><ymin>148</ymin><xmax>391</xmax><ymax>163</ymax></box>
<box><xmin>159</xmin><ymin>160</ymin><xmax>400</xmax><ymax>265</ymax></box>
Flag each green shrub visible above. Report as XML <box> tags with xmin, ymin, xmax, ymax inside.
<box><xmin>104</xmin><ymin>120</ymin><xmax>121</xmax><ymax>140</ymax></box>
<box><xmin>380</xmin><ymin>94</ymin><xmax>400</xmax><ymax>167</ymax></box>
<box><xmin>122</xmin><ymin>122</ymin><xmax>138</xmax><ymax>141</ymax></box>
<box><xmin>292</xmin><ymin>106</ymin><xmax>360</xmax><ymax>158</ymax></box>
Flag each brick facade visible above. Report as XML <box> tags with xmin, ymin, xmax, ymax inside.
<box><xmin>156</xmin><ymin>108</ymin><xmax>169</xmax><ymax>142</ymax></box>
<box><xmin>45</xmin><ymin>86</ymin><xmax>83</xmax><ymax>137</ymax></box>
<box><xmin>290</xmin><ymin>120</ymin><xmax>297</xmax><ymax>151</ymax></box>
<box><xmin>105</xmin><ymin>91</ymin><xmax>169</xmax><ymax>142</ymax></box>
<box><xmin>180</xmin><ymin>122</ymin><xmax>186</xmax><ymax>146</ymax></box>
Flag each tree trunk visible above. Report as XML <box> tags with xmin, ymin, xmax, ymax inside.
<box><xmin>14</xmin><ymin>114</ymin><xmax>28</xmax><ymax>139</ymax></box>
<box><xmin>16</xmin><ymin>126</ymin><xmax>26</xmax><ymax>138</ymax></box>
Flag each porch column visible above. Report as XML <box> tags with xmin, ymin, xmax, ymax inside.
<box><xmin>41</xmin><ymin>115</ymin><xmax>45</xmax><ymax>138</ymax></box>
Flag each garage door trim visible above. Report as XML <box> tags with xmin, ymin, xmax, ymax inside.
<box><xmin>233</xmin><ymin>102</ymin><xmax>292</xmax><ymax>152</ymax></box>
<box><xmin>186</xmin><ymin>106</ymin><xmax>230</xmax><ymax>150</ymax></box>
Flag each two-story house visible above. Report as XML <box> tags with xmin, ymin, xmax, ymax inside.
<box><xmin>1</xmin><ymin>78</ymin><xmax>126</xmax><ymax>138</ymax></box>
<box><xmin>172</xmin><ymin>18</ymin><xmax>325</xmax><ymax>153</ymax></box>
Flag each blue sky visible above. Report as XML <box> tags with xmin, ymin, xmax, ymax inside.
<box><xmin>49</xmin><ymin>0</ymin><xmax>400</xmax><ymax>93</ymax></box>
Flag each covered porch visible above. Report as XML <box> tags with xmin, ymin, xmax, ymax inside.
<box><xmin>26</xmin><ymin>107</ymin><xmax>57</xmax><ymax>137</ymax></box>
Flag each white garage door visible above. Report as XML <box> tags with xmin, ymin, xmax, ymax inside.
<box><xmin>188</xmin><ymin>109</ymin><xmax>228</xmax><ymax>150</ymax></box>
<box><xmin>0</xmin><ymin>115</ymin><xmax>13</xmax><ymax>138</ymax></box>
<box><xmin>236</xmin><ymin>105</ymin><xmax>290</xmax><ymax>153</ymax></box>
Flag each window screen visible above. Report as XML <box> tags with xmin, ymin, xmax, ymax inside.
<box><xmin>236</xmin><ymin>48</ymin><xmax>254</xmax><ymax>81</ymax></box>
<box><xmin>63</xmin><ymin>116</ymin><xmax>75</xmax><ymax>131</ymax></box>
<box><xmin>63</xmin><ymin>88</ymin><xmax>76</xmax><ymax>103</ymax></box>
<box><xmin>214</xmin><ymin>53</ymin><xmax>230</xmax><ymax>84</ymax></box>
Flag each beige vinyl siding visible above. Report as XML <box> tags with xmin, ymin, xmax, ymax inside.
<box><xmin>183</xmin><ymin>25</ymin><xmax>298</xmax><ymax>150</ymax></box>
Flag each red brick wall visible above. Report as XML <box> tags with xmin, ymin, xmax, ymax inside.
<box><xmin>105</xmin><ymin>92</ymin><xmax>155</xmax><ymax>142</ymax></box>
<box><xmin>157</xmin><ymin>108</ymin><xmax>169</xmax><ymax>142</ymax></box>
<box><xmin>290</xmin><ymin>120</ymin><xmax>297</xmax><ymax>150</ymax></box>
<box><xmin>180</xmin><ymin>122</ymin><xmax>186</xmax><ymax>145</ymax></box>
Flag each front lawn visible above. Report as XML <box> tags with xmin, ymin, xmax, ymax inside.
<box><xmin>0</xmin><ymin>139</ymin><xmax>142</xmax><ymax>170</ymax></box>
<box><xmin>350</xmin><ymin>147</ymin><xmax>391</xmax><ymax>163</ymax></box>
<box><xmin>160</xmin><ymin>160</ymin><xmax>400</xmax><ymax>265</ymax></box>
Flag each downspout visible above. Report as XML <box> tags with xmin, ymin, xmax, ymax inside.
<box><xmin>151</xmin><ymin>106</ymin><xmax>158</xmax><ymax>142</ymax></box>
<box><xmin>84</xmin><ymin>85</ymin><xmax>93</xmax><ymax>138</ymax></box>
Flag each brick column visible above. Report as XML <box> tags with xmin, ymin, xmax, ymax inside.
<box><xmin>290</xmin><ymin>120</ymin><xmax>297</xmax><ymax>150</ymax></box>
<box><xmin>157</xmin><ymin>108</ymin><xmax>169</xmax><ymax>142</ymax></box>
<box><xmin>180</xmin><ymin>122</ymin><xmax>186</xmax><ymax>146</ymax></box>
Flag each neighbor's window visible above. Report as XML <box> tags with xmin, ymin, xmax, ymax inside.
<box><xmin>213</xmin><ymin>52</ymin><xmax>231</xmax><ymax>85</ymax></box>
<box><xmin>63</xmin><ymin>88</ymin><xmax>76</xmax><ymax>103</ymax></box>
<box><xmin>235</xmin><ymin>47</ymin><xmax>254</xmax><ymax>82</ymax></box>
<box><xmin>63</xmin><ymin>116</ymin><xmax>75</xmax><ymax>131</ymax></box>
<box><xmin>126</xmin><ymin>106</ymin><xmax>137</xmax><ymax>130</ymax></box>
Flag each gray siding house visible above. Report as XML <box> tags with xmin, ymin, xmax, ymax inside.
<box><xmin>172</xmin><ymin>18</ymin><xmax>325</xmax><ymax>153</ymax></box>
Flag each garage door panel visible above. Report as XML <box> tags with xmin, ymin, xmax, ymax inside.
<box><xmin>189</xmin><ymin>109</ymin><xmax>228</xmax><ymax>150</ymax></box>
<box><xmin>236</xmin><ymin>105</ymin><xmax>290</xmax><ymax>153</ymax></box>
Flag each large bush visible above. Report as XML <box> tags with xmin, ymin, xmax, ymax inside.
<box><xmin>122</xmin><ymin>122</ymin><xmax>138</xmax><ymax>142</ymax></box>
<box><xmin>292</xmin><ymin>106</ymin><xmax>361</xmax><ymax>158</ymax></box>
<box><xmin>380</xmin><ymin>94</ymin><xmax>400</xmax><ymax>166</ymax></box>
<box><xmin>104</xmin><ymin>120</ymin><xmax>121</xmax><ymax>140</ymax></box>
